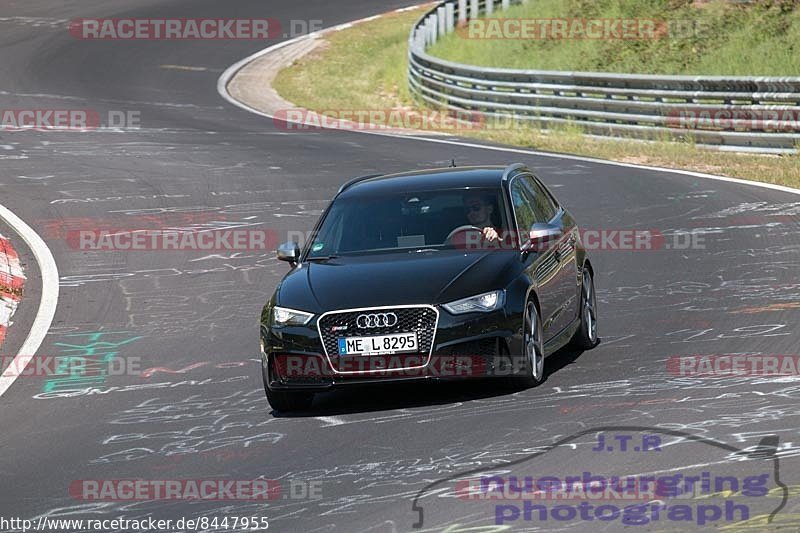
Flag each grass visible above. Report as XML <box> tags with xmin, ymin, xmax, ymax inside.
<box><xmin>431</xmin><ymin>0</ymin><xmax>800</xmax><ymax>75</ymax></box>
<box><xmin>273</xmin><ymin>9</ymin><xmax>416</xmax><ymax>110</ymax></box>
<box><xmin>273</xmin><ymin>5</ymin><xmax>800</xmax><ymax>188</ymax></box>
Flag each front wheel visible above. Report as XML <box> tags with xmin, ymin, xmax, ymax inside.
<box><xmin>571</xmin><ymin>268</ymin><xmax>599</xmax><ymax>349</ymax></box>
<box><xmin>512</xmin><ymin>300</ymin><xmax>545</xmax><ymax>388</ymax></box>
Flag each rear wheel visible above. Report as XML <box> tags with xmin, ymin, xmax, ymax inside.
<box><xmin>572</xmin><ymin>268</ymin><xmax>598</xmax><ymax>349</ymax></box>
<box><xmin>512</xmin><ymin>300</ymin><xmax>545</xmax><ymax>388</ymax></box>
<box><xmin>262</xmin><ymin>360</ymin><xmax>314</xmax><ymax>412</ymax></box>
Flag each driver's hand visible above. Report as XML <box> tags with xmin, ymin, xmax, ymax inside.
<box><xmin>482</xmin><ymin>227</ymin><xmax>499</xmax><ymax>241</ymax></box>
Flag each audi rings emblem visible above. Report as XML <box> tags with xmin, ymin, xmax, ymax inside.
<box><xmin>356</xmin><ymin>313</ymin><xmax>398</xmax><ymax>328</ymax></box>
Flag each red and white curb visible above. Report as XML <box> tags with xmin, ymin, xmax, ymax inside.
<box><xmin>0</xmin><ymin>202</ymin><xmax>58</xmax><ymax>398</ymax></box>
<box><xmin>0</xmin><ymin>233</ymin><xmax>26</xmax><ymax>348</ymax></box>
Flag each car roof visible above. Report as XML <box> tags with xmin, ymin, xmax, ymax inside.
<box><xmin>337</xmin><ymin>165</ymin><xmax>527</xmax><ymax>198</ymax></box>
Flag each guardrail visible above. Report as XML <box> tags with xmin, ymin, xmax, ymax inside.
<box><xmin>408</xmin><ymin>0</ymin><xmax>800</xmax><ymax>153</ymax></box>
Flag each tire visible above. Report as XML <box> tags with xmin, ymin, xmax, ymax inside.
<box><xmin>262</xmin><ymin>360</ymin><xmax>314</xmax><ymax>412</ymax></box>
<box><xmin>572</xmin><ymin>268</ymin><xmax>599</xmax><ymax>349</ymax></box>
<box><xmin>511</xmin><ymin>300</ymin><xmax>545</xmax><ymax>388</ymax></box>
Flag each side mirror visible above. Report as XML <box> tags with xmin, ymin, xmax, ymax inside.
<box><xmin>277</xmin><ymin>241</ymin><xmax>300</xmax><ymax>263</ymax></box>
<box><xmin>522</xmin><ymin>223</ymin><xmax>562</xmax><ymax>253</ymax></box>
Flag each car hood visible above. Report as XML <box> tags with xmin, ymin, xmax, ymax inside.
<box><xmin>276</xmin><ymin>250</ymin><xmax>517</xmax><ymax>312</ymax></box>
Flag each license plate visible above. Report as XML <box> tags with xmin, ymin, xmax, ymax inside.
<box><xmin>337</xmin><ymin>333</ymin><xmax>418</xmax><ymax>356</ymax></box>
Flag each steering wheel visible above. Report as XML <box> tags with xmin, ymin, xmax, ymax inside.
<box><xmin>445</xmin><ymin>225</ymin><xmax>484</xmax><ymax>244</ymax></box>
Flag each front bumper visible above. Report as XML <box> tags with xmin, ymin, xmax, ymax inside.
<box><xmin>262</xmin><ymin>305</ymin><xmax>524</xmax><ymax>392</ymax></box>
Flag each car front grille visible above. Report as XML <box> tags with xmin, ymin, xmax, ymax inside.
<box><xmin>317</xmin><ymin>306</ymin><xmax>438</xmax><ymax>371</ymax></box>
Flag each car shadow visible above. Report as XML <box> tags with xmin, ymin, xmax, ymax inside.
<box><xmin>271</xmin><ymin>339</ymin><xmax>600</xmax><ymax>417</ymax></box>
<box><xmin>270</xmin><ymin>378</ymin><xmax>512</xmax><ymax>418</ymax></box>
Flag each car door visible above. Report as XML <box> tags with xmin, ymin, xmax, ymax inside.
<box><xmin>523</xmin><ymin>175</ymin><xmax>579</xmax><ymax>337</ymax></box>
<box><xmin>509</xmin><ymin>176</ymin><xmax>562</xmax><ymax>341</ymax></box>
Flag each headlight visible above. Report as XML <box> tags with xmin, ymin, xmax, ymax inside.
<box><xmin>272</xmin><ymin>306</ymin><xmax>314</xmax><ymax>326</ymax></box>
<box><xmin>442</xmin><ymin>290</ymin><xmax>505</xmax><ymax>314</ymax></box>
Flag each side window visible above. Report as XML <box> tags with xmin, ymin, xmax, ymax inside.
<box><xmin>510</xmin><ymin>179</ymin><xmax>537</xmax><ymax>232</ymax></box>
<box><xmin>522</xmin><ymin>176</ymin><xmax>559</xmax><ymax>222</ymax></box>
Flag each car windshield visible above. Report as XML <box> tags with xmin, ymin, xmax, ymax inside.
<box><xmin>306</xmin><ymin>188</ymin><xmax>510</xmax><ymax>257</ymax></box>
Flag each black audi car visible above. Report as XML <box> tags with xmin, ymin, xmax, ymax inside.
<box><xmin>260</xmin><ymin>164</ymin><xmax>598</xmax><ymax>411</ymax></box>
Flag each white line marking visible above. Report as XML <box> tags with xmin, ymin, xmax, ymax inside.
<box><xmin>0</xmin><ymin>204</ymin><xmax>59</xmax><ymax>398</ymax></box>
<box><xmin>217</xmin><ymin>4</ymin><xmax>800</xmax><ymax>199</ymax></box>
<box><xmin>315</xmin><ymin>416</ymin><xmax>347</xmax><ymax>427</ymax></box>
<box><xmin>160</xmin><ymin>64</ymin><xmax>209</xmax><ymax>72</ymax></box>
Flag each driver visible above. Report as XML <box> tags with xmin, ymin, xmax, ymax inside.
<box><xmin>463</xmin><ymin>193</ymin><xmax>499</xmax><ymax>242</ymax></box>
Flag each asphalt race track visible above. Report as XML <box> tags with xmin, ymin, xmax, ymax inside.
<box><xmin>1</xmin><ymin>0</ymin><xmax>800</xmax><ymax>531</ymax></box>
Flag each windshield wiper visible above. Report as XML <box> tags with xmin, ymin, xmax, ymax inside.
<box><xmin>305</xmin><ymin>255</ymin><xmax>339</xmax><ymax>261</ymax></box>
<box><xmin>411</xmin><ymin>248</ymin><xmax>439</xmax><ymax>253</ymax></box>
